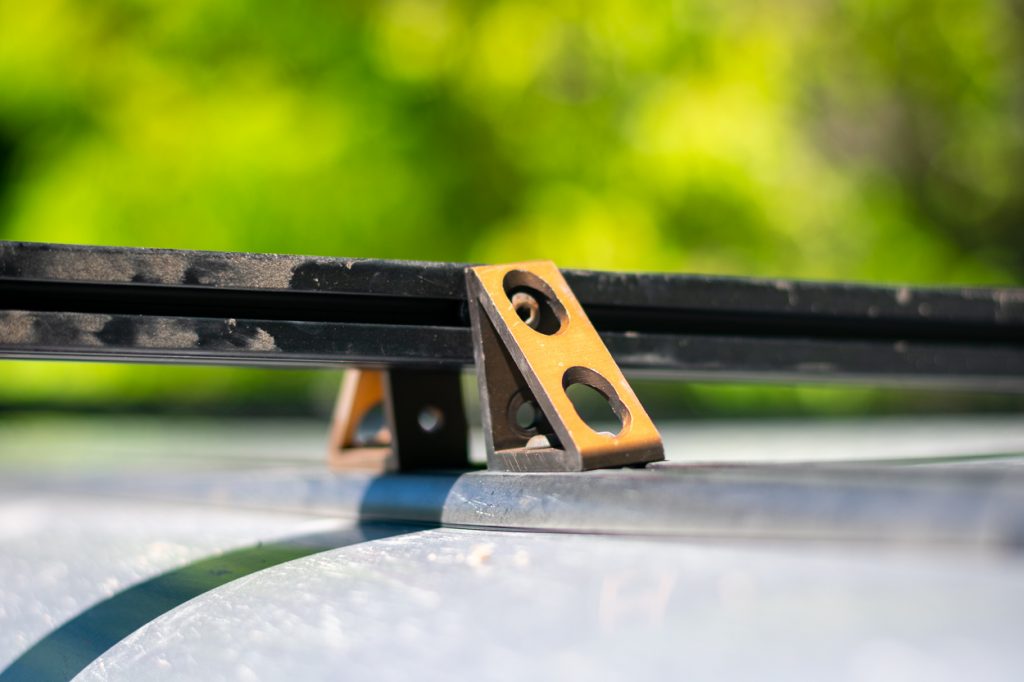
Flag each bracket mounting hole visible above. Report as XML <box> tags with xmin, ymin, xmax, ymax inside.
<box><xmin>503</xmin><ymin>270</ymin><xmax>567</xmax><ymax>335</ymax></box>
<box><xmin>563</xmin><ymin>367</ymin><xmax>628</xmax><ymax>436</ymax></box>
<box><xmin>515</xmin><ymin>400</ymin><xmax>539</xmax><ymax>430</ymax></box>
<box><xmin>417</xmin><ymin>405</ymin><xmax>444</xmax><ymax>433</ymax></box>
<box><xmin>511</xmin><ymin>291</ymin><xmax>540</xmax><ymax>327</ymax></box>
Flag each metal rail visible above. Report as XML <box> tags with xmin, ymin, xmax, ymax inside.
<box><xmin>2</xmin><ymin>241</ymin><xmax>1023</xmax><ymax>389</ymax></box>
<box><xmin>7</xmin><ymin>462</ymin><xmax>1024</xmax><ymax>548</ymax></box>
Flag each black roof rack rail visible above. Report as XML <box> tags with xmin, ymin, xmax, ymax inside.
<box><xmin>2</xmin><ymin>240</ymin><xmax>1022</xmax><ymax>391</ymax></box>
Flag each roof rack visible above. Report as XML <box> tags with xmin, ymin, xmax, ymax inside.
<box><xmin>2</xmin><ymin>240</ymin><xmax>1022</xmax><ymax>472</ymax></box>
<box><xmin>2</xmin><ymin>241</ymin><xmax>1021</xmax><ymax>387</ymax></box>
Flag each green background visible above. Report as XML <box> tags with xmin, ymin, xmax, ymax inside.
<box><xmin>2</xmin><ymin>0</ymin><xmax>1022</xmax><ymax>415</ymax></box>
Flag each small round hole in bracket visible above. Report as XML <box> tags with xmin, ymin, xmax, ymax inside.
<box><xmin>562</xmin><ymin>366</ymin><xmax>629</xmax><ymax>437</ymax></box>
<box><xmin>515</xmin><ymin>401</ymin><xmax>539</xmax><ymax>430</ymax></box>
<box><xmin>417</xmin><ymin>405</ymin><xmax>444</xmax><ymax>434</ymax></box>
<box><xmin>502</xmin><ymin>270</ymin><xmax>568</xmax><ymax>335</ymax></box>
<box><xmin>506</xmin><ymin>389</ymin><xmax>548</xmax><ymax>438</ymax></box>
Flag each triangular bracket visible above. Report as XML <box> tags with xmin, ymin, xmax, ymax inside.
<box><xmin>466</xmin><ymin>261</ymin><xmax>664</xmax><ymax>472</ymax></box>
<box><xmin>327</xmin><ymin>368</ymin><xmax>469</xmax><ymax>472</ymax></box>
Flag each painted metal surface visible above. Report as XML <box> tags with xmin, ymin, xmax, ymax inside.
<box><xmin>0</xmin><ymin>494</ymin><xmax>412</xmax><ymax>679</ymax></box>
<box><xmin>73</xmin><ymin>526</ymin><xmax>1024</xmax><ymax>681</ymax></box>
<box><xmin>1</xmin><ymin>417</ymin><xmax>1023</xmax><ymax>680</ymax></box>
<box><xmin>2</xmin><ymin>488</ymin><xmax>1022</xmax><ymax>681</ymax></box>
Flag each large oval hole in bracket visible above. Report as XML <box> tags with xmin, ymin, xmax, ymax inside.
<box><xmin>562</xmin><ymin>366</ymin><xmax>628</xmax><ymax>437</ymax></box>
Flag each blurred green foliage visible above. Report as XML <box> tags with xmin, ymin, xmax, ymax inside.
<box><xmin>1</xmin><ymin>0</ymin><xmax>1022</xmax><ymax>412</ymax></box>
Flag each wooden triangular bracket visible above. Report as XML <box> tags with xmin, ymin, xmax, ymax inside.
<box><xmin>466</xmin><ymin>261</ymin><xmax>664</xmax><ymax>472</ymax></box>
